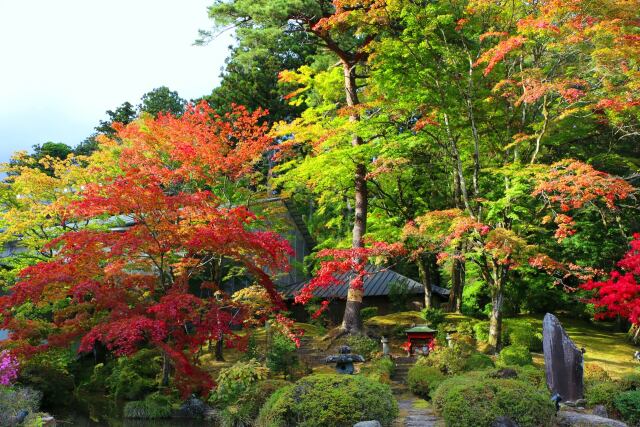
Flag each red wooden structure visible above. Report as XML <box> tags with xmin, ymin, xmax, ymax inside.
<box><xmin>403</xmin><ymin>325</ymin><xmax>437</xmax><ymax>356</ymax></box>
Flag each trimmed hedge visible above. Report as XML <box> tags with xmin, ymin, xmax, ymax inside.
<box><xmin>615</xmin><ymin>390</ymin><xmax>640</xmax><ymax>426</ymax></box>
<box><xmin>257</xmin><ymin>374</ymin><xmax>398</xmax><ymax>427</ymax></box>
<box><xmin>464</xmin><ymin>353</ymin><xmax>495</xmax><ymax>371</ymax></box>
<box><xmin>497</xmin><ymin>345</ymin><xmax>532</xmax><ymax>367</ymax></box>
<box><xmin>218</xmin><ymin>379</ymin><xmax>290</xmax><ymax>427</ymax></box>
<box><xmin>407</xmin><ymin>365</ymin><xmax>445</xmax><ymax>398</ymax></box>
<box><xmin>432</xmin><ymin>376</ymin><xmax>554</xmax><ymax>427</ymax></box>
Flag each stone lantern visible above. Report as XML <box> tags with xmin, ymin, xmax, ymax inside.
<box><xmin>324</xmin><ymin>345</ymin><xmax>365</xmax><ymax>374</ymax></box>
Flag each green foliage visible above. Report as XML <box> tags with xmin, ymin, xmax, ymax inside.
<box><xmin>360</xmin><ymin>307</ymin><xmax>379</xmax><ymax>321</ymax></box>
<box><xmin>218</xmin><ymin>379</ymin><xmax>290</xmax><ymax>427</ymax></box>
<box><xmin>123</xmin><ymin>392</ymin><xmax>173</xmax><ymax>419</ymax></box>
<box><xmin>584</xmin><ymin>363</ymin><xmax>611</xmax><ymax>386</ymax></box>
<box><xmin>614</xmin><ymin>390</ymin><xmax>640</xmax><ymax>426</ymax></box>
<box><xmin>256</xmin><ymin>374</ymin><xmax>398</xmax><ymax>427</ymax></box>
<box><xmin>0</xmin><ymin>386</ymin><xmax>42</xmax><ymax>426</ymax></box>
<box><xmin>497</xmin><ymin>345</ymin><xmax>533</xmax><ymax>367</ymax></box>
<box><xmin>420</xmin><ymin>307</ymin><xmax>446</xmax><ymax>328</ymax></box>
<box><xmin>267</xmin><ymin>332</ymin><xmax>299</xmax><ymax>380</ymax></box>
<box><xmin>432</xmin><ymin>376</ymin><xmax>555</xmax><ymax>427</ymax></box>
<box><xmin>464</xmin><ymin>353</ymin><xmax>495</xmax><ymax>371</ymax></box>
<box><xmin>407</xmin><ymin>365</ymin><xmax>445</xmax><ymax>398</ymax></box>
<box><xmin>210</xmin><ymin>359</ymin><xmax>269</xmax><ymax>407</ymax></box>
<box><xmin>621</xmin><ymin>371</ymin><xmax>640</xmax><ymax>391</ymax></box>
<box><xmin>585</xmin><ymin>381</ymin><xmax>625</xmax><ymax>413</ymax></box>
<box><xmin>417</xmin><ymin>345</ymin><xmax>469</xmax><ymax>375</ymax></box>
<box><xmin>504</xmin><ymin>319</ymin><xmax>543</xmax><ymax>352</ymax></box>
<box><xmin>105</xmin><ymin>349</ymin><xmax>161</xmax><ymax>400</ymax></box>
<box><xmin>360</xmin><ymin>357</ymin><xmax>395</xmax><ymax>383</ymax></box>
<box><xmin>18</xmin><ymin>350</ymin><xmax>75</xmax><ymax>409</ymax></box>
<box><xmin>346</xmin><ymin>335</ymin><xmax>379</xmax><ymax>360</ymax></box>
<box><xmin>139</xmin><ymin>86</ymin><xmax>186</xmax><ymax>117</ymax></box>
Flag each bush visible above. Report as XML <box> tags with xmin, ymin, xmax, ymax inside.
<box><xmin>585</xmin><ymin>381</ymin><xmax>625</xmax><ymax>413</ymax></box>
<box><xmin>346</xmin><ymin>335</ymin><xmax>379</xmax><ymax>360</ymax></box>
<box><xmin>256</xmin><ymin>374</ymin><xmax>398</xmax><ymax>427</ymax></box>
<box><xmin>615</xmin><ymin>390</ymin><xmax>640</xmax><ymax>426</ymax></box>
<box><xmin>464</xmin><ymin>353</ymin><xmax>494</xmax><ymax>371</ymax></box>
<box><xmin>211</xmin><ymin>359</ymin><xmax>269</xmax><ymax>407</ymax></box>
<box><xmin>123</xmin><ymin>393</ymin><xmax>173</xmax><ymax>419</ymax></box>
<box><xmin>267</xmin><ymin>333</ymin><xmax>299</xmax><ymax>380</ymax></box>
<box><xmin>621</xmin><ymin>371</ymin><xmax>640</xmax><ymax>391</ymax></box>
<box><xmin>0</xmin><ymin>386</ymin><xmax>42</xmax><ymax>426</ymax></box>
<box><xmin>504</xmin><ymin>320</ymin><xmax>542</xmax><ymax>352</ymax></box>
<box><xmin>361</xmin><ymin>357</ymin><xmax>395</xmax><ymax>383</ymax></box>
<box><xmin>18</xmin><ymin>351</ymin><xmax>75</xmax><ymax>409</ymax></box>
<box><xmin>497</xmin><ymin>345</ymin><xmax>532</xmax><ymax>367</ymax></box>
<box><xmin>584</xmin><ymin>363</ymin><xmax>611</xmax><ymax>386</ymax></box>
<box><xmin>407</xmin><ymin>365</ymin><xmax>445</xmax><ymax>398</ymax></box>
<box><xmin>420</xmin><ymin>308</ymin><xmax>446</xmax><ymax>328</ymax></box>
<box><xmin>105</xmin><ymin>349</ymin><xmax>161</xmax><ymax>400</ymax></box>
<box><xmin>219</xmin><ymin>379</ymin><xmax>289</xmax><ymax>427</ymax></box>
<box><xmin>360</xmin><ymin>307</ymin><xmax>379</xmax><ymax>321</ymax></box>
<box><xmin>432</xmin><ymin>376</ymin><xmax>554</xmax><ymax>427</ymax></box>
<box><xmin>418</xmin><ymin>345</ymin><xmax>469</xmax><ymax>375</ymax></box>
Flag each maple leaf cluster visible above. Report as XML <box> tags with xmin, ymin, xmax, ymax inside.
<box><xmin>0</xmin><ymin>103</ymin><xmax>293</xmax><ymax>395</ymax></box>
<box><xmin>583</xmin><ymin>234</ymin><xmax>640</xmax><ymax>326</ymax></box>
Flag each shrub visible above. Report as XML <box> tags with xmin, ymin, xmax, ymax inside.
<box><xmin>0</xmin><ymin>386</ymin><xmax>42</xmax><ymax>426</ymax></box>
<box><xmin>585</xmin><ymin>381</ymin><xmax>625</xmax><ymax>413</ymax></box>
<box><xmin>432</xmin><ymin>376</ymin><xmax>554</xmax><ymax>427</ymax></box>
<box><xmin>361</xmin><ymin>357</ymin><xmax>395</xmax><ymax>383</ymax></box>
<box><xmin>360</xmin><ymin>307</ymin><xmax>379</xmax><ymax>321</ymax></box>
<box><xmin>615</xmin><ymin>390</ymin><xmax>640</xmax><ymax>426</ymax></box>
<box><xmin>346</xmin><ymin>335</ymin><xmax>379</xmax><ymax>360</ymax></box>
<box><xmin>256</xmin><ymin>374</ymin><xmax>398</xmax><ymax>427</ymax></box>
<box><xmin>211</xmin><ymin>359</ymin><xmax>269</xmax><ymax>407</ymax></box>
<box><xmin>584</xmin><ymin>363</ymin><xmax>611</xmax><ymax>386</ymax></box>
<box><xmin>0</xmin><ymin>351</ymin><xmax>19</xmax><ymax>385</ymax></box>
<box><xmin>621</xmin><ymin>371</ymin><xmax>640</xmax><ymax>391</ymax></box>
<box><xmin>418</xmin><ymin>345</ymin><xmax>469</xmax><ymax>375</ymax></box>
<box><xmin>407</xmin><ymin>365</ymin><xmax>445</xmax><ymax>398</ymax></box>
<box><xmin>497</xmin><ymin>345</ymin><xmax>532</xmax><ymax>367</ymax></box>
<box><xmin>219</xmin><ymin>379</ymin><xmax>289</xmax><ymax>427</ymax></box>
<box><xmin>420</xmin><ymin>308</ymin><xmax>446</xmax><ymax>328</ymax></box>
<box><xmin>267</xmin><ymin>333</ymin><xmax>299</xmax><ymax>380</ymax></box>
<box><xmin>464</xmin><ymin>353</ymin><xmax>494</xmax><ymax>371</ymax></box>
<box><xmin>18</xmin><ymin>351</ymin><xmax>75</xmax><ymax>409</ymax></box>
<box><xmin>504</xmin><ymin>319</ymin><xmax>542</xmax><ymax>352</ymax></box>
<box><xmin>123</xmin><ymin>393</ymin><xmax>173</xmax><ymax>419</ymax></box>
<box><xmin>105</xmin><ymin>349</ymin><xmax>161</xmax><ymax>400</ymax></box>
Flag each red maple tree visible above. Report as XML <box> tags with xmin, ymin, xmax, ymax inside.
<box><xmin>0</xmin><ymin>102</ymin><xmax>293</xmax><ymax>395</ymax></box>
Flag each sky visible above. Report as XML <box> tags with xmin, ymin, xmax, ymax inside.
<box><xmin>0</xmin><ymin>0</ymin><xmax>234</xmax><ymax>163</ymax></box>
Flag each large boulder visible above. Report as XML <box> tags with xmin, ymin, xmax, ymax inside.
<box><xmin>556</xmin><ymin>410</ymin><xmax>627</xmax><ymax>427</ymax></box>
<box><xmin>542</xmin><ymin>313</ymin><xmax>584</xmax><ymax>402</ymax></box>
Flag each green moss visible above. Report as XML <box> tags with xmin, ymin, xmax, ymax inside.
<box><xmin>257</xmin><ymin>374</ymin><xmax>398</xmax><ymax>427</ymax></box>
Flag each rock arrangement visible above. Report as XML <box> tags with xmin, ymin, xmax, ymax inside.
<box><xmin>542</xmin><ymin>313</ymin><xmax>584</xmax><ymax>402</ymax></box>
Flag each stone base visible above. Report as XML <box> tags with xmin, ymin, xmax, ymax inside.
<box><xmin>556</xmin><ymin>410</ymin><xmax>627</xmax><ymax>427</ymax></box>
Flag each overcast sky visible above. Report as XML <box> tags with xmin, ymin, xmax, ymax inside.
<box><xmin>0</xmin><ymin>0</ymin><xmax>233</xmax><ymax>163</ymax></box>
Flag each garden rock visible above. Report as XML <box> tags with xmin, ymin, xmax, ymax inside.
<box><xmin>353</xmin><ymin>421</ymin><xmax>381</xmax><ymax>427</ymax></box>
<box><xmin>556</xmin><ymin>410</ymin><xmax>627</xmax><ymax>427</ymax></box>
<box><xmin>592</xmin><ymin>405</ymin><xmax>608</xmax><ymax>418</ymax></box>
<box><xmin>543</xmin><ymin>313</ymin><xmax>584</xmax><ymax>402</ymax></box>
<box><xmin>491</xmin><ymin>416</ymin><xmax>519</xmax><ymax>427</ymax></box>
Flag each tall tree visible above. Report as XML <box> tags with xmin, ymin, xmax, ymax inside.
<box><xmin>139</xmin><ymin>86</ymin><xmax>186</xmax><ymax>118</ymax></box>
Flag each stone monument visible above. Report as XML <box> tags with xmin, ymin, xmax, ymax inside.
<box><xmin>543</xmin><ymin>313</ymin><xmax>584</xmax><ymax>402</ymax></box>
<box><xmin>324</xmin><ymin>345</ymin><xmax>365</xmax><ymax>374</ymax></box>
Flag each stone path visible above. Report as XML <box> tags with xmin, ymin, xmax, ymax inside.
<box><xmin>391</xmin><ymin>356</ymin><xmax>443</xmax><ymax>427</ymax></box>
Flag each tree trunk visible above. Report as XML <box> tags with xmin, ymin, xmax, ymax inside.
<box><xmin>448</xmin><ymin>251</ymin><xmax>465</xmax><ymax>313</ymax></box>
<box><xmin>215</xmin><ymin>338</ymin><xmax>225</xmax><ymax>361</ymax></box>
<box><xmin>161</xmin><ymin>351</ymin><xmax>171</xmax><ymax>387</ymax></box>
<box><xmin>488</xmin><ymin>269</ymin><xmax>506</xmax><ymax>352</ymax></box>
<box><xmin>417</xmin><ymin>255</ymin><xmax>432</xmax><ymax>310</ymax></box>
<box><xmin>340</xmin><ymin>59</ymin><xmax>367</xmax><ymax>335</ymax></box>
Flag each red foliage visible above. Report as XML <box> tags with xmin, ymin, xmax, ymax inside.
<box><xmin>294</xmin><ymin>242</ymin><xmax>405</xmax><ymax>307</ymax></box>
<box><xmin>583</xmin><ymin>234</ymin><xmax>640</xmax><ymax>325</ymax></box>
<box><xmin>0</xmin><ymin>105</ymin><xmax>293</xmax><ymax>396</ymax></box>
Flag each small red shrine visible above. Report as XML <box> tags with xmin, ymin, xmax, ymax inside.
<box><xmin>403</xmin><ymin>325</ymin><xmax>437</xmax><ymax>356</ymax></box>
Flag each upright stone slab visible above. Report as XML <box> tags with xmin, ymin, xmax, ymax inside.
<box><xmin>543</xmin><ymin>313</ymin><xmax>584</xmax><ymax>402</ymax></box>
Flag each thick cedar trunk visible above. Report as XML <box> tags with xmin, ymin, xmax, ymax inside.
<box><xmin>341</xmin><ymin>59</ymin><xmax>367</xmax><ymax>335</ymax></box>
<box><xmin>417</xmin><ymin>255</ymin><xmax>432</xmax><ymax>310</ymax></box>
